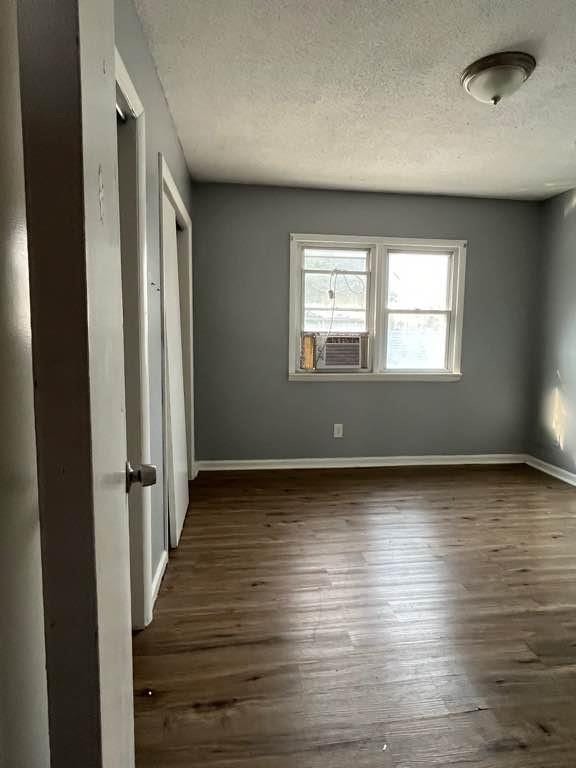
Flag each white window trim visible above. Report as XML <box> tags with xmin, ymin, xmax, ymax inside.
<box><xmin>289</xmin><ymin>233</ymin><xmax>466</xmax><ymax>382</ymax></box>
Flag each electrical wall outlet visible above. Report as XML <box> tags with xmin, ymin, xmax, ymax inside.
<box><xmin>333</xmin><ymin>423</ymin><xmax>344</xmax><ymax>438</ymax></box>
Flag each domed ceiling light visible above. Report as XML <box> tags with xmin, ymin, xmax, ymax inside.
<box><xmin>461</xmin><ymin>51</ymin><xmax>536</xmax><ymax>105</ymax></box>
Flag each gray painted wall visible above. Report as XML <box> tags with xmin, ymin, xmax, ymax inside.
<box><xmin>193</xmin><ymin>184</ymin><xmax>542</xmax><ymax>461</ymax></box>
<box><xmin>531</xmin><ymin>189</ymin><xmax>576</xmax><ymax>472</ymax></box>
<box><xmin>115</xmin><ymin>0</ymin><xmax>192</xmax><ymax>573</ymax></box>
<box><xmin>0</xmin><ymin>1</ymin><xmax>50</xmax><ymax>764</ymax></box>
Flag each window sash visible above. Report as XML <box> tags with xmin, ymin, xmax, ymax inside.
<box><xmin>375</xmin><ymin>246</ymin><xmax>458</xmax><ymax>373</ymax></box>
<box><xmin>298</xmin><ymin>247</ymin><xmax>376</xmax><ymax>360</ymax></box>
<box><xmin>302</xmin><ymin>247</ymin><xmax>370</xmax><ymax>273</ymax></box>
<box><xmin>385</xmin><ymin>250</ymin><xmax>454</xmax><ymax>312</ymax></box>
<box><xmin>380</xmin><ymin>309</ymin><xmax>452</xmax><ymax>372</ymax></box>
<box><xmin>302</xmin><ymin>269</ymin><xmax>370</xmax><ymax>276</ymax></box>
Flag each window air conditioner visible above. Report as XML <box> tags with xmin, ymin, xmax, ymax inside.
<box><xmin>315</xmin><ymin>334</ymin><xmax>368</xmax><ymax>370</ymax></box>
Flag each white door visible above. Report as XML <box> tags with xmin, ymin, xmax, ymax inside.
<box><xmin>116</xmin><ymin>52</ymin><xmax>157</xmax><ymax>630</ymax></box>
<box><xmin>162</xmin><ymin>192</ymin><xmax>189</xmax><ymax>547</ymax></box>
<box><xmin>18</xmin><ymin>0</ymin><xmax>136</xmax><ymax>763</ymax></box>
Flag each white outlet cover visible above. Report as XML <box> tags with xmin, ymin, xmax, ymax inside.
<box><xmin>333</xmin><ymin>423</ymin><xmax>344</xmax><ymax>438</ymax></box>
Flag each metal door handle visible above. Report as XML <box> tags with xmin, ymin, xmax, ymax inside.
<box><xmin>126</xmin><ymin>461</ymin><xmax>157</xmax><ymax>492</ymax></box>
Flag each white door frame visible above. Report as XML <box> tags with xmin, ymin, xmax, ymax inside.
<box><xmin>159</xmin><ymin>154</ymin><xmax>196</xmax><ymax>548</ymax></box>
<box><xmin>115</xmin><ymin>50</ymin><xmax>155</xmax><ymax>629</ymax></box>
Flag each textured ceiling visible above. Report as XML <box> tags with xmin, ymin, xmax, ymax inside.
<box><xmin>134</xmin><ymin>0</ymin><xmax>576</xmax><ymax>199</ymax></box>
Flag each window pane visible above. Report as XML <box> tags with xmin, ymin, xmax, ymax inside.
<box><xmin>304</xmin><ymin>272</ymin><xmax>332</xmax><ymax>309</ymax></box>
<box><xmin>387</xmin><ymin>252</ymin><xmax>451</xmax><ymax>310</ymax></box>
<box><xmin>303</xmin><ymin>247</ymin><xmax>368</xmax><ymax>272</ymax></box>
<box><xmin>304</xmin><ymin>272</ymin><xmax>367</xmax><ymax>310</ymax></box>
<box><xmin>304</xmin><ymin>309</ymin><xmax>367</xmax><ymax>333</ymax></box>
<box><xmin>386</xmin><ymin>313</ymin><xmax>448</xmax><ymax>369</ymax></box>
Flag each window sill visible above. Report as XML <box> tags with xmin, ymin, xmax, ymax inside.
<box><xmin>288</xmin><ymin>371</ymin><xmax>462</xmax><ymax>382</ymax></box>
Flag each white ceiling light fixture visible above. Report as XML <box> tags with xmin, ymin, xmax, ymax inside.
<box><xmin>461</xmin><ymin>51</ymin><xmax>536</xmax><ymax>105</ymax></box>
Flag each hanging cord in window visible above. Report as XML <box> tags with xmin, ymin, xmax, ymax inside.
<box><xmin>315</xmin><ymin>269</ymin><xmax>339</xmax><ymax>364</ymax></box>
<box><xmin>316</xmin><ymin>270</ymin><xmax>366</xmax><ymax>365</ymax></box>
<box><xmin>340</xmin><ymin>272</ymin><xmax>365</xmax><ymax>295</ymax></box>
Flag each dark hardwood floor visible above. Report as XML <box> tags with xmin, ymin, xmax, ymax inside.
<box><xmin>133</xmin><ymin>465</ymin><xmax>576</xmax><ymax>767</ymax></box>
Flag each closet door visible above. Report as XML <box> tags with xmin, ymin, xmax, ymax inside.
<box><xmin>162</xmin><ymin>191</ymin><xmax>189</xmax><ymax>547</ymax></box>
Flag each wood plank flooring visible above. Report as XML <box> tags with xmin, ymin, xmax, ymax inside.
<box><xmin>133</xmin><ymin>465</ymin><xmax>576</xmax><ymax>767</ymax></box>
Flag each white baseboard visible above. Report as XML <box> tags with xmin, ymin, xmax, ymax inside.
<box><xmin>151</xmin><ymin>550</ymin><xmax>168</xmax><ymax>607</ymax></box>
<box><xmin>197</xmin><ymin>453</ymin><xmax>576</xmax><ymax>489</ymax></box>
<box><xmin>197</xmin><ymin>453</ymin><xmax>527</xmax><ymax>472</ymax></box>
<box><xmin>525</xmin><ymin>455</ymin><xmax>576</xmax><ymax>487</ymax></box>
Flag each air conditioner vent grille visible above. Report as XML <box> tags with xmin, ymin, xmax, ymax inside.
<box><xmin>324</xmin><ymin>337</ymin><xmax>361</xmax><ymax>367</ymax></box>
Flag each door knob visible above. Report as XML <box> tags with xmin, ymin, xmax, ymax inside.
<box><xmin>126</xmin><ymin>461</ymin><xmax>157</xmax><ymax>492</ymax></box>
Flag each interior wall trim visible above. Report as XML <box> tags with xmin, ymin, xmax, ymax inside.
<box><xmin>195</xmin><ymin>455</ymin><xmax>576</xmax><ymax>494</ymax></box>
<box><xmin>151</xmin><ymin>550</ymin><xmax>168</xmax><ymax>608</ymax></box>
<box><xmin>524</xmin><ymin>455</ymin><xmax>576</xmax><ymax>487</ymax></box>
<box><xmin>196</xmin><ymin>454</ymin><xmax>576</xmax><ymax>490</ymax></box>
<box><xmin>196</xmin><ymin>454</ymin><xmax>528</xmax><ymax>472</ymax></box>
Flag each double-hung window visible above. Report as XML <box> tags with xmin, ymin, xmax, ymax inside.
<box><xmin>289</xmin><ymin>234</ymin><xmax>466</xmax><ymax>381</ymax></box>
